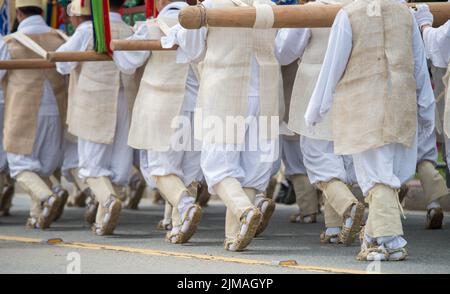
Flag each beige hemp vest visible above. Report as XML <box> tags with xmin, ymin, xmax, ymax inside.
<box><xmin>3</xmin><ymin>32</ymin><xmax>67</xmax><ymax>155</ymax></box>
<box><xmin>197</xmin><ymin>0</ymin><xmax>280</xmax><ymax>145</ymax></box>
<box><xmin>288</xmin><ymin>0</ymin><xmax>351</xmax><ymax>141</ymax></box>
<box><xmin>128</xmin><ymin>16</ymin><xmax>191</xmax><ymax>151</ymax></box>
<box><xmin>68</xmin><ymin>22</ymin><xmax>138</xmax><ymax>145</ymax></box>
<box><xmin>332</xmin><ymin>0</ymin><xmax>416</xmax><ymax>155</ymax></box>
<box><xmin>289</xmin><ymin>28</ymin><xmax>332</xmax><ymax>140</ymax></box>
<box><xmin>443</xmin><ymin>64</ymin><xmax>450</xmax><ymax>137</ymax></box>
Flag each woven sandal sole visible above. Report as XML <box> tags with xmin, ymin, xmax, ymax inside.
<box><xmin>342</xmin><ymin>202</ymin><xmax>365</xmax><ymax>246</ymax></box>
<box><xmin>177</xmin><ymin>205</ymin><xmax>203</xmax><ymax>244</ymax></box>
<box><xmin>233</xmin><ymin>210</ymin><xmax>263</xmax><ymax>252</ymax></box>
<box><xmin>100</xmin><ymin>200</ymin><xmax>122</xmax><ymax>235</ymax></box>
<box><xmin>70</xmin><ymin>192</ymin><xmax>88</xmax><ymax>208</ymax></box>
<box><xmin>39</xmin><ymin>196</ymin><xmax>62</xmax><ymax>229</ymax></box>
<box><xmin>165</xmin><ymin>232</ymin><xmax>177</xmax><ymax>244</ymax></box>
<box><xmin>0</xmin><ymin>186</ymin><xmax>14</xmax><ymax>216</ymax></box>
<box><xmin>85</xmin><ymin>202</ymin><xmax>99</xmax><ymax>225</ymax></box>
<box><xmin>356</xmin><ymin>248</ymin><xmax>388</xmax><ymax>261</ymax></box>
<box><xmin>53</xmin><ymin>190</ymin><xmax>69</xmax><ymax>221</ymax></box>
<box><xmin>156</xmin><ymin>220</ymin><xmax>173</xmax><ymax>231</ymax></box>
<box><xmin>426</xmin><ymin>208</ymin><xmax>444</xmax><ymax>230</ymax></box>
<box><xmin>388</xmin><ymin>249</ymin><xmax>408</xmax><ymax>261</ymax></box>
<box><xmin>26</xmin><ymin>217</ymin><xmax>40</xmax><ymax>229</ymax></box>
<box><xmin>255</xmin><ymin>200</ymin><xmax>275</xmax><ymax>237</ymax></box>
<box><xmin>196</xmin><ymin>185</ymin><xmax>211</xmax><ymax>207</ymax></box>
<box><xmin>320</xmin><ymin>232</ymin><xmax>340</xmax><ymax>244</ymax></box>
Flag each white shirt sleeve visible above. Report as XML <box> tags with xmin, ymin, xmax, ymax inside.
<box><xmin>160</xmin><ymin>0</ymin><xmax>213</xmax><ymax>64</ymax></box>
<box><xmin>412</xmin><ymin>17</ymin><xmax>436</xmax><ymax>138</ymax></box>
<box><xmin>304</xmin><ymin>10</ymin><xmax>353</xmax><ymax>127</ymax></box>
<box><xmin>113</xmin><ymin>23</ymin><xmax>151</xmax><ymax>75</ymax></box>
<box><xmin>55</xmin><ymin>24</ymin><xmax>92</xmax><ymax>75</ymax></box>
<box><xmin>274</xmin><ymin>28</ymin><xmax>311</xmax><ymax>66</ymax></box>
<box><xmin>0</xmin><ymin>36</ymin><xmax>10</xmax><ymax>82</ymax></box>
<box><xmin>161</xmin><ymin>24</ymin><xmax>208</xmax><ymax>64</ymax></box>
<box><xmin>423</xmin><ymin>20</ymin><xmax>450</xmax><ymax>68</ymax></box>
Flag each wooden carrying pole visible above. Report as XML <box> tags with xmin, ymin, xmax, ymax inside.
<box><xmin>0</xmin><ymin>42</ymin><xmax>174</xmax><ymax>69</ymax></box>
<box><xmin>47</xmin><ymin>51</ymin><xmax>112</xmax><ymax>62</ymax></box>
<box><xmin>110</xmin><ymin>39</ymin><xmax>177</xmax><ymax>51</ymax></box>
<box><xmin>46</xmin><ymin>44</ymin><xmax>175</xmax><ymax>62</ymax></box>
<box><xmin>179</xmin><ymin>2</ymin><xmax>450</xmax><ymax>29</ymax></box>
<box><xmin>0</xmin><ymin>59</ymin><xmax>55</xmax><ymax>70</ymax></box>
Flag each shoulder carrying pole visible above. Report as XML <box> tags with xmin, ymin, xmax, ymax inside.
<box><xmin>46</xmin><ymin>51</ymin><xmax>112</xmax><ymax>62</ymax></box>
<box><xmin>0</xmin><ymin>40</ymin><xmax>177</xmax><ymax>69</ymax></box>
<box><xmin>178</xmin><ymin>2</ymin><xmax>450</xmax><ymax>29</ymax></box>
<box><xmin>0</xmin><ymin>59</ymin><xmax>55</xmax><ymax>70</ymax></box>
<box><xmin>110</xmin><ymin>40</ymin><xmax>177</xmax><ymax>51</ymax></box>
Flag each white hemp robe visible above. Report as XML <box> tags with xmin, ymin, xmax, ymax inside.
<box><xmin>0</xmin><ymin>34</ymin><xmax>7</xmax><ymax>173</ymax></box>
<box><xmin>160</xmin><ymin>0</ymin><xmax>278</xmax><ymax>193</ymax></box>
<box><xmin>0</xmin><ymin>87</ymin><xmax>7</xmax><ymax>173</ymax></box>
<box><xmin>422</xmin><ymin>20</ymin><xmax>450</xmax><ymax>167</ymax></box>
<box><xmin>304</xmin><ymin>10</ymin><xmax>435</xmax><ymax>196</ymax></box>
<box><xmin>274</xmin><ymin>29</ymin><xmax>309</xmax><ymax>178</ymax></box>
<box><xmin>56</xmin><ymin>13</ymin><xmax>132</xmax><ymax>186</ymax></box>
<box><xmin>0</xmin><ymin>16</ymin><xmax>63</xmax><ymax>178</ymax></box>
<box><xmin>275</xmin><ymin>27</ymin><xmax>357</xmax><ymax>184</ymax></box>
<box><xmin>113</xmin><ymin>2</ymin><xmax>203</xmax><ymax>187</ymax></box>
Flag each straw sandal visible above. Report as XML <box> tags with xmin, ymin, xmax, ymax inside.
<box><xmin>255</xmin><ymin>197</ymin><xmax>275</xmax><ymax>237</ymax></box>
<box><xmin>339</xmin><ymin>202</ymin><xmax>365</xmax><ymax>246</ymax></box>
<box><xmin>224</xmin><ymin>208</ymin><xmax>262</xmax><ymax>252</ymax></box>
<box><xmin>92</xmin><ymin>196</ymin><xmax>122</xmax><ymax>236</ymax></box>
<box><xmin>38</xmin><ymin>194</ymin><xmax>61</xmax><ymax>229</ymax></box>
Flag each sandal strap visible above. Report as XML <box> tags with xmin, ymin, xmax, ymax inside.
<box><xmin>240</xmin><ymin>207</ymin><xmax>255</xmax><ymax>224</ymax></box>
<box><xmin>387</xmin><ymin>247</ymin><xmax>407</xmax><ymax>255</ymax></box>
<box><xmin>224</xmin><ymin>239</ymin><xmax>237</xmax><ymax>250</ymax></box>
<box><xmin>181</xmin><ymin>204</ymin><xmax>200</xmax><ymax>225</ymax></box>
<box><xmin>320</xmin><ymin>232</ymin><xmax>340</xmax><ymax>243</ymax></box>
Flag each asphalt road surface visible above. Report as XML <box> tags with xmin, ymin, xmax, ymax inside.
<box><xmin>1</xmin><ymin>194</ymin><xmax>449</xmax><ymax>274</ymax></box>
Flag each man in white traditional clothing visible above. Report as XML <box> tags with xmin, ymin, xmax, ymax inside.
<box><xmin>161</xmin><ymin>0</ymin><xmax>280</xmax><ymax>251</ymax></box>
<box><xmin>278</xmin><ymin>56</ymin><xmax>320</xmax><ymax>225</ymax></box>
<box><xmin>414</xmin><ymin>121</ymin><xmax>449</xmax><ymax>230</ymax></box>
<box><xmin>55</xmin><ymin>0</ymin><xmax>137</xmax><ymax>236</ymax></box>
<box><xmin>0</xmin><ymin>0</ymin><xmax>68</xmax><ymax>229</ymax></box>
<box><xmin>0</xmin><ymin>35</ymin><xmax>15</xmax><ymax>217</ymax></box>
<box><xmin>114</xmin><ymin>0</ymin><xmax>205</xmax><ymax>244</ymax></box>
<box><xmin>413</xmin><ymin>3</ymin><xmax>450</xmax><ymax>230</ymax></box>
<box><xmin>276</xmin><ymin>0</ymin><xmax>365</xmax><ymax>246</ymax></box>
<box><xmin>305</xmin><ymin>0</ymin><xmax>436</xmax><ymax>261</ymax></box>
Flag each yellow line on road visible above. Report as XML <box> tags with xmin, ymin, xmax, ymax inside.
<box><xmin>0</xmin><ymin>235</ymin><xmax>42</xmax><ymax>244</ymax></box>
<box><xmin>0</xmin><ymin>235</ymin><xmax>370</xmax><ymax>274</ymax></box>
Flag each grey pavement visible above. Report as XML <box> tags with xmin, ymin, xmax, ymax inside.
<box><xmin>0</xmin><ymin>194</ymin><xmax>449</xmax><ymax>274</ymax></box>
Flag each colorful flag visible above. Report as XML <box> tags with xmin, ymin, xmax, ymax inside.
<box><xmin>0</xmin><ymin>0</ymin><xmax>10</xmax><ymax>35</ymax></box>
<box><xmin>45</xmin><ymin>0</ymin><xmax>65</xmax><ymax>29</ymax></box>
<box><xmin>145</xmin><ymin>0</ymin><xmax>158</xmax><ymax>18</ymax></box>
<box><xmin>91</xmin><ymin>0</ymin><xmax>112</xmax><ymax>55</ymax></box>
<box><xmin>272</xmin><ymin>0</ymin><xmax>298</xmax><ymax>5</ymax></box>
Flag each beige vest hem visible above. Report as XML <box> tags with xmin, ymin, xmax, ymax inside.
<box><xmin>196</xmin><ymin>0</ymin><xmax>280</xmax><ymax>145</ymax></box>
<box><xmin>128</xmin><ymin>17</ymin><xmax>191</xmax><ymax>151</ymax></box>
<box><xmin>288</xmin><ymin>2</ymin><xmax>335</xmax><ymax>140</ymax></box>
<box><xmin>332</xmin><ymin>0</ymin><xmax>416</xmax><ymax>155</ymax></box>
<box><xmin>67</xmin><ymin>22</ymin><xmax>137</xmax><ymax>145</ymax></box>
<box><xmin>3</xmin><ymin>32</ymin><xmax>67</xmax><ymax>155</ymax></box>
